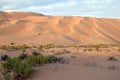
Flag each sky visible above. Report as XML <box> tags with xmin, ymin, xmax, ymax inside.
<box><xmin>0</xmin><ymin>0</ymin><xmax>120</xmax><ymax>18</ymax></box>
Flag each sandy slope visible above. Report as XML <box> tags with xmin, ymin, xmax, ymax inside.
<box><xmin>1</xmin><ymin>47</ymin><xmax>120</xmax><ymax>80</ymax></box>
<box><xmin>0</xmin><ymin>11</ymin><xmax>120</xmax><ymax>45</ymax></box>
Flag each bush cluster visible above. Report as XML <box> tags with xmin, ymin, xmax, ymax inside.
<box><xmin>1</xmin><ymin>54</ymin><xmax>57</xmax><ymax>80</ymax></box>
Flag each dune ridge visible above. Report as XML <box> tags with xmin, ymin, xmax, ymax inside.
<box><xmin>0</xmin><ymin>11</ymin><xmax>120</xmax><ymax>45</ymax></box>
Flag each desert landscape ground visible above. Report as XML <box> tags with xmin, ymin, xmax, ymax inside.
<box><xmin>0</xmin><ymin>11</ymin><xmax>120</xmax><ymax>80</ymax></box>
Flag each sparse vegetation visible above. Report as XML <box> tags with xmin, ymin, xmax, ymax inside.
<box><xmin>1</xmin><ymin>52</ymin><xmax>58</xmax><ymax>80</ymax></box>
<box><xmin>44</xmin><ymin>44</ymin><xmax>55</xmax><ymax>49</ymax></box>
<box><xmin>1</xmin><ymin>43</ymin><xmax>120</xmax><ymax>79</ymax></box>
<box><xmin>0</xmin><ymin>44</ymin><xmax>29</xmax><ymax>51</ymax></box>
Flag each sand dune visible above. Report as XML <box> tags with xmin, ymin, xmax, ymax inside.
<box><xmin>0</xmin><ymin>11</ymin><xmax>120</xmax><ymax>45</ymax></box>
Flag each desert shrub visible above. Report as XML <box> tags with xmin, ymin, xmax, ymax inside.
<box><xmin>32</xmin><ymin>51</ymin><xmax>40</xmax><ymax>56</ymax></box>
<box><xmin>56</xmin><ymin>57</ymin><xmax>66</xmax><ymax>64</ymax></box>
<box><xmin>15</xmin><ymin>44</ymin><xmax>29</xmax><ymax>50</ymax></box>
<box><xmin>56</xmin><ymin>45</ymin><xmax>65</xmax><ymax>48</ymax></box>
<box><xmin>46</xmin><ymin>55</ymin><xmax>57</xmax><ymax>63</ymax></box>
<box><xmin>95</xmin><ymin>47</ymin><xmax>99</xmax><ymax>51</ymax></box>
<box><xmin>44</xmin><ymin>44</ymin><xmax>55</xmax><ymax>49</ymax></box>
<box><xmin>63</xmin><ymin>49</ymin><xmax>70</xmax><ymax>53</ymax></box>
<box><xmin>13</xmin><ymin>61</ymin><xmax>33</xmax><ymax>79</ymax></box>
<box><xmin>37</xmin><ymin>45</ymin><xmax>44</xmax><ymax>49</ymax></box>
<box><xmin>108</xmin><ymin>56</ymin><xmax>117</xmax><ymax>61</ymax></box>
<box><xmin>22</xmin><ymin>49</ymin><xmax>26</xmax><ymax>52</ymax></box>
<box><xmin>1</xmin><ymin>55</ymin><xmax>9</xmax><ymax>61</ymax></box>
<box><xmin>10</xmin><ymin>43</ymin><xmax>15</xmax><ymax>45</ymax></box>
<box><xmin>19</xmin><ymin>53</ymin><xmax>28</xmax><ymax>60</ymax></box>
<box><xmin>36</xmin><ymin>54</ymin><xmax>48</xmax><ymax>64</ymax></box>
<box><xmin>83</xmin><ymin>49</ymin><xmax>87</xmax><ymax>51</ymax></box>
<box><xmin>2</xmin><ymin>58</ymin><xmax>21</xmax><ymax>72</ymax></box>
<box><xmin>118</xmin><ymin>47</ymin><xmax>120</xmax><ymax>51</ymax></box>
<box><xmin>25</xmin><ymin>54</ymin><xmax>57</xmax><ymax>66</ymax></box>
<box><xmin>0</xmin><ymin>45</ymin><xmax>29</xmax><ymax>51</ymax></box>
<box><xmin>38</xmin><ymin>33</ymin><xmax>41</xmax><ymax>35</ymax></box>
<box><xmin>87</xmin><ymin>48</ymin><xmax>93</xmax><ymax>51</ymax></box>
<box><xmin>71</xmin><ymin>55</ymin><xmax>76</xmax><ymax>58</ymax></box>
<box><xmin>2</xmin><ymin>53</ymin><xmax>58</xmax><ymax>80</ymax></box>
<box><xmin>109</xmin><ymin>44</ymin><xmax>120</xmax><ymax>47</ymax></box>
<box><xmin>2</xmin><ymin>57</ymin><xmax>33</xmax><ymax>80</ymax></box>
<box><xmin>25</xmin><ymin>55</ymin><xmax>38</xmax><ymax>66</ymax></box>
<box><xmin>0</xmin><ymin>45</ymin><xmax>8</xmax><ymax>50</ymax></box>
<box><xmin>4</xmin><ymin>73</ymin><xmax>12</xmax><ymax>80</ymax></box>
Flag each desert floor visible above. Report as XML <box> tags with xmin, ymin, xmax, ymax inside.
<box><xmin>0</xmin><ymin>45</ymin><xmax>120</xmax><ymax>80</ymax></box>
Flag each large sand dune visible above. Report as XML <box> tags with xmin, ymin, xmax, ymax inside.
<box><xmin>0</xmin><ymin>11</ymin><xmax>120</xmax><ymax>45</ymax></box>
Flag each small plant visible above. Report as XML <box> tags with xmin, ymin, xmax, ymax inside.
<box><xmin>37</xmin><ymin>45</ymin><xmax>44</xmax><ymax>49</ymax></box>
<box><xmin>87</xmin><ymin>48</ymin><xmax>93</xmax><ymax>51</ymax></box>
<box><xmin>19</xmin><ymin>53</ymin><xmax>28</xmax><ymax>60</ymax></box>
<box><xmin>13</xmin><ymin>61</ymin><xmax>33</xmax><ymax>79</ymax></box>
<box><xmin>22</xmin><ymin>49</ymin><xmax>26</xmax><ymax>52</ymax></box>
<box><xmin>0</xmin><ymin>45</ymin><xmax>8</xmax><ymax>50</ymax></box>
<box><xmin>32</xmin><ymin>51</ymin><xmax>40</xmax><ymax>56</ymax></box>
<box><xmin>83</xmin><ymin>49</ymin><xmax>87</xmax><ymax>51</ymax></box>
<box><xmin>10</xmin><ymin>43</ymin><xmax>15</xmax><ymax>45</ymax></box>
<box><xmin>2</xmin><ymin>58</ymin><xmax>21</xmax><ymax>72</ymax></box>
<box><xmin>71</xmin><ymin>55</ymin><xmax>76</xmax><ymax>58</ymax></box>
<box><xmin>63</xmin><ymin>49</ymin><xmax>70</xmax><ymax>53</ymax></box>
<box><xmin>38</xmin><ymin>33</ymin><xmax>41</xmax><ymax>35</ymax></box>
<box><xmin>108</xmin><ymin>56</ymin><xmax>117</xmax><ymax>61</ymax></box>
<box><xmin>44</xmin><ymin>44</ymin><xmax>55</xmax><ymax>49</ymax></box>
<box><xmin>46</xmin><ymin>55</ymin><xmax>57</xmax><ymax>63</ymax></box>
<box><xmin>4</xmin><ymin>73</ymin><xmax>12</xmax><ymax>80</ymax></box>
<box><xmin>25</xmin><ymin>55</ymin><xmax>38</xmax><ymax>66</ymax></box>
<box><xmin>118</xmin><ymin>47</ymin><xmax>120</xmax><ymax>51</ymax></box>
<box><xmin>1</xmin><ymin>55</ymin><xmax>9</xmax><ymax>61</ymax></box>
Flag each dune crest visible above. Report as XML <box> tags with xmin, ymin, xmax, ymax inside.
<box><xmin>0</xmin><ymin>11</ymin><xmax>120</xmax><ymax>45</ymax></box>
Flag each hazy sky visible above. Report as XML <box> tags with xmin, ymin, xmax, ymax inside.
<box><xmin>0</xmin><ymin>0</ymin><xmax>120</xmax><ymax>18</ymax></box>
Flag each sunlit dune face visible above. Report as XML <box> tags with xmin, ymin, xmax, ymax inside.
<box><xmin>0</xmin><ymin>12</ymin><xmax>120</xmax><ymax>45</ymax></box>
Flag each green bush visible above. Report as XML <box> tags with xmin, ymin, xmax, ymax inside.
<box><xmin>13</xmin><ymin>61</ymin><xmax>33</xmax><ymax>79</ymax></box>
<box><xmin>4</xmin><ymin>73</ymin><xmax>12</xmax><ymax>80</ymax></box>
<box><xmin>36</xmin><ymin>55</ymin><xmax>48</xmax><ymax>64</ymax></box>
<box><xmin>25</xmin><ymin>55</ymin><xmax>38</xmax><ymax>66</ymax></box>
<box><xmin>46</xmin><ymin>55</ymin><xmax>57</xmax><ymax>63</ymax></box>
<box><xmin>2</xmin><ymin>58</ymin><xmax>21</xmax><ymax>72</ymax></box>
<box><xmin>2</xmin><ymin>57</ymin><xmax>33</xmax><ymax>79</ymax></box>
<box><xmin>2</xmin><ymin>53</ymin><xmax>57</xmax><ymax>80</ymax></box>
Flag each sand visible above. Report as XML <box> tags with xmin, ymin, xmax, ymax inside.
<box><xmin>0</xmin><ymin>11</ymin><xmax>120</xmax><ymax>80</ymax></box>
<box><xmin>0</xmin><ymin>11</ymin><xmax>120</xmax><ymax>45</ymax></box>
<box><xmin>0</xmin><ymin>46</ymin><xmax>120</xmax><ymax>80</ymax></box>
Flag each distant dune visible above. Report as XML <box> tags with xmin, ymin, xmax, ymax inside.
<box><xmin>0</xmin><ymin>11</ymin><xmax>120</xmax><ymax>45</ymax></box>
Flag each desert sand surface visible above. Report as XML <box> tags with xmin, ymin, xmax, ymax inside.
<box><xmin>0</xmin><ymin>11</ymin><xmax>120</xmax><ymax>80</ymax></box>
<box><xmin>0</xmin><ymin>45</ymin><xmax>120</xmax><ymax>80</ymax></box>
<box><xmin>0</xmin><ymin>11</ymin><xmax>120</xmax><ymax>45</ymax></box>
